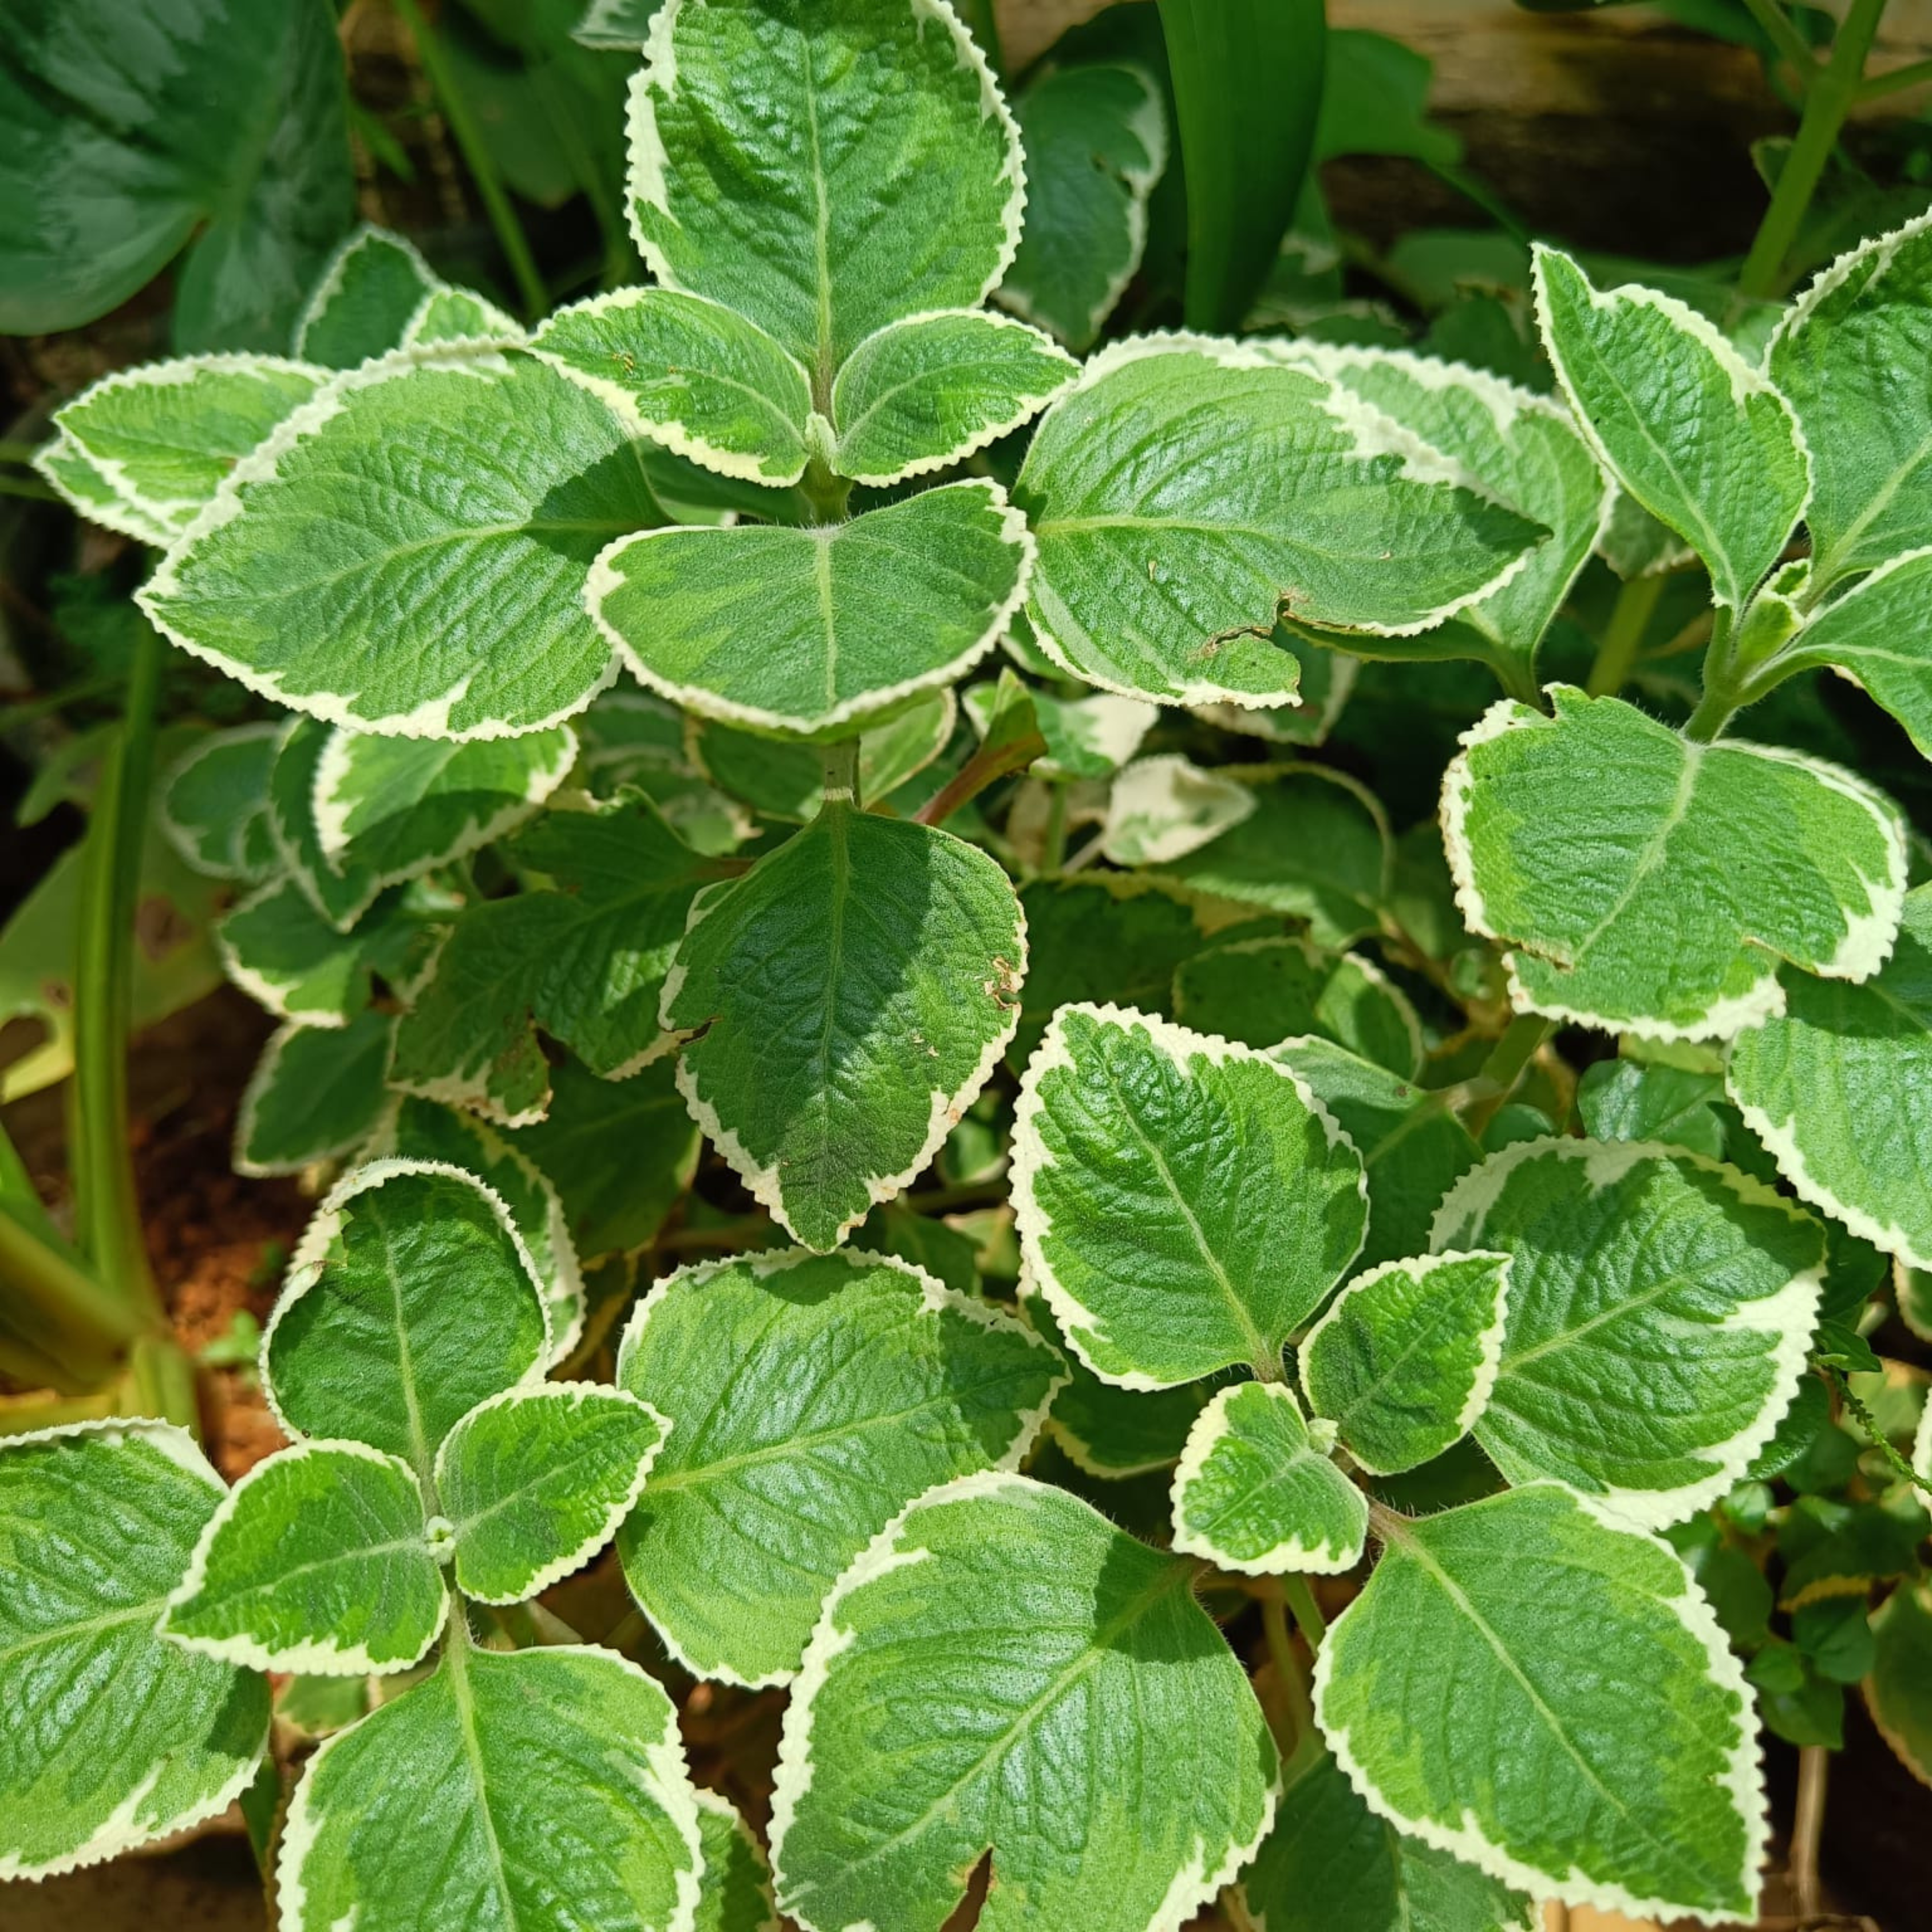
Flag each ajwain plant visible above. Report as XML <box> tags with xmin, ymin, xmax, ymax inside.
<box><xmin>7</xmin><ymin>1</ymin><xmax>1932</xmax><ymax>1929</ymax></box>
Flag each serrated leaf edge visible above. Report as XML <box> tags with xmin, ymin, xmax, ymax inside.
<box><xmin>294</xmin><ymin>225</ymin><xmax>442</xmax><ymax>364</ymax></box>
<box><xmin>155</xmin><ymin>721</ymin><xmax>284</xmax><ymax>884</ymax></box>
<box><xmin>234</xmin><ymin>1017</ymin><xmax>395</xmax><ymax>1178</ymax></box>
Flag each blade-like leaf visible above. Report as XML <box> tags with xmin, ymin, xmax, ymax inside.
<box><xmin>663</xmin><ymin>800</ymin><xmax>1026</xmax><ymax>1249</ymax></box>
<box><xmin>998</xmin><ymin>62</ymin><xmax>1167</xmax><ymax>353</ymax></box>
<box><xmin>1726</xmin><ymin>882</ymin><xmax>1932</xmax><ymax>1273</ymax></box>
<box><xmin>164</xmin><ymin>1441</ymin><xmax>445</xmax><ymax>1674</ymax></box>
<box><xmin>1314</xmin><ymin>1484</ymin><xmax>1767</xmax><ymax>1922</ymax></box>
<box><xmin>391</xmin><ymin>791</ymin><xmax>718</xmax><ymax>1125</ymax></box>
<box><xmin>279</xmin><ymin>1639</ymin><xmax>702</xmax><ymax>1932</ymax></box>
<box><xmin>1015</xmin><ymin>338</ymin><xmax>1543</xmax><ymax>705</ymax></box>
<box><xmin>1532</xmin><ymin>244</ymin><xmax>1807</xmax><ymax>608</ymax></box>
<box><xmin>139</xmin><ymin>351</ymin><xmax>661</xmax><ymax>739</ymax></box>
<box><xmin>616</xmin><ymin>1249</ymin><xmax>1061</xmax><ymax>1684</ymax></box>
<box><xmin>264</xmin><ymin>1160</ymin><xmax>551</xmax><ymax>1473</ymax></box>
<box><xmin>0</xmin><ymin>1421</ymin><xmax>269</xmax><ymax>1879</ymax></box>
<box><xmin>534</xmin><ymin>287</ymin><xmax>815</xmax><ymax>484</ymax></box>
<box><xmin>1300</xmin><ymin>1251</ymin><xmax>1511</xmax><ymax>1476</ymax></box>
<box><xmin>1171</xmin><ymin>1380</ymin><xmax>1368</xmax><ymax>1575</ymax></box>
<box><xmin>589</xmin><ymin>479</ymin><xmax>1031</xmax><ymax>736</ymax></box>
<box><xmin>436</xmin><ymin>1384</ymin><xmax>665</xmax><ymax>1604</ymax></box>
<box><xmin>769</xmin><ymin>1472</ymin><xmax>1277</xmax><ymax>1932</ymax></box>
<box><xmin>828</xmin><ymin>309</ymin><xmax>1076</xmax><ymax>485</ymax></box>
<box><xmin>1432</xmin><ymin>1139</ymin><xmax>1824</xmax><ymax>1524</ymax></box>
<box><xmin>1011</xmin><ymin>1004</ymin><xmax>1367</xmax><ymax>1388</ymax></box>
<box><xmin>1443</xmin><ymin>686</ymin><xmax>1907</xmax><ymax>1040</ymax></box>
<box><xmin>626</xmin><ymin>0</ymin><xmax>1024</xmax><ymax>385</ymax></box>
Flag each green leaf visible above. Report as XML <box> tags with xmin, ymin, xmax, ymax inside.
<box><xmin>616</xmin><ymin>1248</ymin><xmax>1061</xmax><ymax>1684</ymax></box>
<box><xmin>963</xmin><ymin>674</ymin><xmax>1155</xmax><ymax>783</ymax></box>
<box><xmin>264</xmin><ymin>1160</ymin><xmax>551</xmax><ymax>1473</ymax></box>
<box><xmin>1018</xmin><ymin>1283</ymin><xmax>1208</xmax><ymax>1477</ymax></box>
<box><xmin>51</xmin><ymin>357</ymin><xmax>327</xmax><ymax>541</ymax></box>
<box><xmin>1444</xmin><ymin>686</ymin><xmax>1907</xmax><ymax>1039</ymax></box>
<box><xmin>576</xmin><ymin>0</ymin><xmax>661</xmax><ymax>49</ymax></box>
<box><xmin>1576</xmin><ymin>1058</ymin><xmax>1726</xmax><ymax>1161</ymax></box>
<box><xmin>1014</xmin><ymin>339</ymin><xmax>1543</xmax><ymax>705</ymax></box>
<box><xmin>1315</xmin><ymin>27</ymin><xmax>1459</xmax><ymax>167</ymax></box>
<box><xmin>1240</xmin><ymin>1748</ymin><xmax>1536</xmax><ymax>1932</ymax></box>
<box><xmin>268</xmin><ymin>717</ymin><xmax>387</xmax><ymax>933</ymax></box>
<box><xmin>1726</xmin><ymin>882</ymin><xmax>1932</xmax><ymax>1273</ymax></box>
<box><xmin>504</xmin><ymin>1052</ymin><xmax>700</xmax><ymax>1257</ymax></box>
<box><xmin>665</xmin><ymin>800</ymin><xmax>1026</xmax><ymax>1249</ymax></box>
<box><xmin>313</xmin><ymin>723</ymin><xmax>578</xmax><ymax>887</ymax></box>
<box><xmin>0</xmin><ymin>1421</ymin><xmax>270</xmax><ymax>1879</ymax></box>
<box><xmin>279</xmin><ymin>1638</ymin><xmax>702</xmax><ymax>1932</ymax></box>
<box><xmin>1867</xmin><ymin>1579</ymin><xmax>1932</xmax><ymax>1789</ymax></box>
<box><xmin>828</xmin><ymin>309</ymin><xmax>1076</xmax><ymax>485</ymax></box>
<box><xmin>693</xmin><ymin>1789</ymin><xmax>781</xmax><ymax>1932</ymax></box>
<box><xmin>534</xmin><ymin>287</ymin><xmax>815</xmax><ymax>484</ymax></box>
<box><xmin>1149</xmin><ymin>765</ymin><xmax>1392</xmax><ymax>948</ymax></box>
<box><xmin>998</xmin><ymin>62</ymin><xmax>1167</xmax><ymax>353</ymax></box>
<box><xmin>1171</xmin><ymin>1380</ymin><xmax>1368</xmax><ymax>1574</ymax></box>
<box><xmin>626</xmin><ymin>0</ymin><xmax>1023</xmax><ymax>382</ymax></box>
<box><xmin>769</xmin><ymin>1472</ymin><xmax>1277</xmax><ymax>1932</ymax></box>
<box><xmin>1012</xmin><ymin>1003</ymin><xmax>1367</xmax><ymax>1388</ymax></box>
<box><xmin>402</xmin><ymin>285</ymin><xmax>521</xmax><ymax>348</ymax></box>
<box><xmin>1157</xmin><ymin>0</ymin><xmax>1325</xmax><ymax>332</ymax></box>
<box><xmin>392</xmin><ymin>791</ymin><xmax>716</xmax><ymax>1125</ymax></box>
<box><xmin>371</xmin><ymin>1096</ymin><xmax>587</xmax><ymax>1364</ymax></box>
<box><xmin>139</xmin><ymin>351</ymin><xmax>661</xmax><ymax>738</ymax></box>
<box><xmin>436</xmin><ymin>1384</ymin><xmax>665</xmax><ymax>1605</ymax></box>
<box><xmin>158</xmin><ymin>722</ymin><xmax>282</xmax><ymax>884</ymax></box>
<box><xmin>163</xmin><ymin>1441</ymin><xmax>445</xmax><ymax>1673</ymax></box>
<box><xmin>1432</xmin><ymin>1138</ymin><xmax>1824</xmax><ymax>1524</ymax></box>
<box><xmin>215</xmin><ymin>877</ymin><xmax>410</xmax><ymax>1028</ymax></box>
<box><xmin>1768</xmin><ymin>212</ymin><xmax>1932</xmax><ymax>587</ymax></box>
<box><xmin>1174</xmin><ymin>933</ymin><xmax>1421</xmax><ymax>1074</ymax></box>
<box><xmin>31</xmin><ymin>432</ymin><xmax>175</xmax><ymax>546</ymax></box>
<box><xmin>236</xmin><ymin>1013</ymin><xmax>395</xmax><ymax>1177</ymax></box>
<box><xmin>297</xmin><ymin>227</ymin><xmax>441</xmax><ymax>368</ymax></box>
<box><xmin>1301</xmin><ymin>1251</ymin><xmax>1511</xmax><ymax>1476</ymax></box>
<box><xmin>1285</xmin><ymin>343</ymin><xmax>1611</xmax><ymax>686</ymax></box>
<box><xmin>588</xmin><ymin>480</ymin><xmax>1030</xmax><ymax>736</ymax></box>
<box><xmin>1315</xmin><ymin>1483</ymin><xmax>1766</xmax><ymax>1922</ymax></box>
<box><xmin>1532</xmin><ymin>245</ymin><xmax>1807</xmax><ymax>608</ymax></box>
<box><xmin>693</xmin><ymin>687</ymin><xmax>955</xmax><ymax>821</ymax></box>
<box><xmin>1098</xmin><ymin>754</ymin><xmax>1256</xmax><ymax>866</ymax></box>
<box><xmin>0</xmin><ymin>0</ymin><xmax>353</xmax><ymax>347</ymax></box>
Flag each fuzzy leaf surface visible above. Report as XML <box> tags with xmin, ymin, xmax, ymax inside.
<box><xmin>1432</xmin><ymin>1139</ymin><xmax>1824</xmax><ymax>1523</ymax></box>
<box><xmin>616</xmin><ymin>1250</ymin><xmax>1060</xmax><ymax>1684</ymax></box>
<box><xmin>627</xmin><ymin>0</ymin><xmax>1022</xmax><ymax>377</ymax></box>
<box><xmin>1012</xmin><ymin>1005</ymin><xmax>1366</xmax><ymax>1388</ymax></box>
<box><xmin>1575</xmin><ymin>1059</ymin><xmax>1726</xmax><ymax>1161</ymax></box>
<box><xmin>297</xmin><ymin>227</ymin><xmax>439</xmax><ymax>368</ymax></box>
<box><xmin>1769</xmin><ymin>212</ymin><xmax>1932</xmax><ymax>586</ymax></box>
<box><xmin>1301</xmin><ymin>1251</ymin><xmax>1511</xmax><ymax>1476</ymax></box>
<box><xmin>664</xmin><ymin>802</ymin><xmax>1025</xmax><ymax>1249</ymax></box>
<box><xmin>0</xmin><ymin>1422</ymin><xmax>269</xmax><ymax>1879</ymax></box>
<box><xmin>1171</xmin><ymin>1381</ymin><xmax>1368</xmax><ymax>1574</ymax></box>
<box><xmin>1445</xmin><ymin>688</ymin><xmax>1906</xmax><ymax>1040</ymax></box>
<box><xmin>998</xmin><ymin>62</ymin><xmax>1166</xmax><ymax>353</ymax></box>
<box><xmin>694</xmin><ymin>1790</ymin><xmax>780</xmax><ymax>1932</ymax></box>
<box><xmin>163</xmin><ymin>1441</ymin><xmax>444</xmax><ymax>1673</ymax></box>
<box><xmin>139</xmin><ymin>352</ymin><xmax>662</xmax><ymax>737</ymax></box>
<box><xmin>393</xmin><ymin>792</ymin><xmax>716</xmax><ymax>1125</ymax></box>
<box><xmin>1725</xmin><ymin>882</ymin><xmax>1932</xmax><ymax>1271</ymax></box>
<box><xmin>590</xmin><ymin>480</ymin><xmax>1029</xmax><ymax>736</ymax></box>
<box><xmin>534</xmin><ymin>287</ymin><xmax>814</xmax><ymax>484</ymax></box>
<box><xmin>1013</xmin><ymin>340</ymin><xmax>1542</xmax><ymax>705</ymax></box>
<box><xmin>1533</xmin><ymin>245</ymin><xmax>1805</xmax><ymax>607</ymax></box>
<box><xmin>828</xmin><ymin>310</ymin><xmax>1076</xmax><ymax>485</ymax></box>
<box><xmin>1240</xmin><ymin>1748</ymin><xmax>1536</xmax><ymax>1932</ymax></box>
<box><xmin>437</xmin><ymin>1384</ymin><xmax>665</xmax><ymax>1604</ymax></box>
<box><xmin>236</xmin><ymin>1013</ymin><xmax>394</xmax><ymax>1176</ymax></box>
<box><xmin>264</xmin><ymin>1162</ymin><xmax>550</xmax><ymax>1473</ymax></box>
<box><xmin>1772</xmin><ymin>547</ymin><xmax>1932</xmax><ymax>761</ymax></box>
<box><xmin>279</xmin><ymin>1641</ymin><xmax>701</xmax><ymax>1932</ymax></box>
<box><xmin>1314</xmin><ymin>1483</ymin><xmax>1765</xmax><ymax>1922</ymax></box>
<box><xmin>769</xmin><ymin>1473</ymin><xmax>1277</xmax><ymax>1932</ymax></box>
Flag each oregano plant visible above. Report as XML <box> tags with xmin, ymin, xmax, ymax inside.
<box><xmin>9</xmin><ymin>1</ymin><xmax>1932</xmax><ymax>1929</ymax></box>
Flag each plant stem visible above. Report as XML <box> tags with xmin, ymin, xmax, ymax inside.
<box><xmin>1462</xmin><ymin>1013</ymin><xmax>1552</xmax><ymax>1138</ymax></box>
<box><xmin>393</xmin><ymin>0</ymin><xmax>549</xmax><ymax>322</ymax></box>
<box><xmin>1259</xmin><ymin>1595</ymin><xmax>1317</xmax><ymax>1760</ymax></box>
<box><xmin>0</xmin><ymin>1209</ymin><xmax>148</xmax><ymax>1386</ymax></box>
<box><xmin>1684</xmin><ymin>605</ymin><xmax>1740</xmax><ymax>742</ymax></box>
<box><xmin>0</xmin><ymin>473</ymin><xmax>59</xmax><ymax>503</ymax></box>
<box><xmin>0</xmin><ymin>437</ymin><xmax>44</xmax><ymax>465</ymax></box>
<box><xmin>1038</xmin><ymin>786</ymin><xmax>1069</xmax><ymax>877</ymax></box>
<box><xmin>1741</xmin><ymin>0</ymin><xmax>1818</xmax><ymax>81</ymax></box>
<box><xmin>913</xmin><ymin>727</ymin><xmax>1047</xmax><ymax>827</ymax></box>
<box><xmin>1790</xmin><ymin>1743</ymin><xmax>1828</xmax><ymax>1919</ymax></box>
<box><xmin>1282</xmin><ymin>1575</ymin><xmax>1327</xmax><ymax>1648</ymax></box>
<box><xmin>1860</xmin><ymin>52</ymin><xmax>1932</xmax><ymax>100</ymax></box>
<box><xmin>126</xmin><ymin>1334</ymin><xmax>199</xmax><ymax>1431</ymax></box>
<box><xmin>1586</xmin><ymin>572</ymin><xmax>1665</xmax><ymax>698</ymax></box>
<box><xmin>821</xmin><ymin>738</ymin><xmax>860</xmax><ymax>806</ymax></box>
<box><xmin>799</xmin><ymin>455</ymin><xmax>852</xmax><ymax>524</ymax></box>
<box><xmin>1737</xmin><ymin>0</ymin><xmax>1891</xmax><ymax>300</ymax></box>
